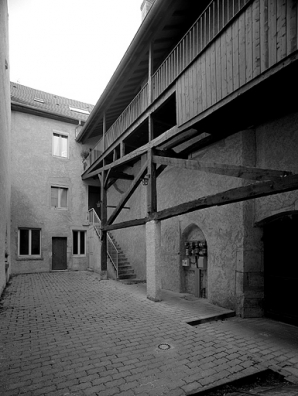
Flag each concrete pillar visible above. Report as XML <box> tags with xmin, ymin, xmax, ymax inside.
<box><xmin>146</xmin><ymin>220</ymin><xmax>162</xmax><ymax>302</ymax></box>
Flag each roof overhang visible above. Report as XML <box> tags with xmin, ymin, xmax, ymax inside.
<box><xmin>11</xmin><ymin>101</ymin><xmax>85</xmax><ymax>126</ymax></box>
<box><xmin>76</xmin><ymin>0</ymin><xmax>211</xmax><ymax>143</ymax></box>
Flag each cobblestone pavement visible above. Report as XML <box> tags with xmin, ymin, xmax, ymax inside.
<box><xmin>0</xmin><ymin>272</ymin><xmax>298</xmax><ymax>396</ymax></box>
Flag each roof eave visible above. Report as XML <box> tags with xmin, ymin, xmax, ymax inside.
<box><xmin>11</xmin><ymin>101</ymin><xmax>86</xmax><ymax>126</ymax></box>
<box><xmin>76</xmin><ymin>0</ymin><xmax>166</xmax><ymax>143</ymax></box>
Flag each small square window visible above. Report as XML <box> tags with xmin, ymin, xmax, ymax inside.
<box><xmin>18</xmin><ymin>228</ymin><xmax>41</xmax><ymax>257</ymax></box>
<box><xmin>52</xmin><ymin>132</ymin><xmax>68</xmax><ymax>158</ymax></box>
<box><xmin>51</xmin><ymin>187</ymin><xmax>68</xmax><ymax>209</ymax></box>
<box><xmin>73</xmin><ymin>231</ymin><xmax>86</xmax><ymax>256</ymax></box>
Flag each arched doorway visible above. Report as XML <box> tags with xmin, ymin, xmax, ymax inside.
<box><xmin>263</xmin><ymin>213</ymin><xmax>298</xmax><ymax>325</ymax></box>
<box><xmin>181</xmin><ymin>223</ymin><xmax>208</xmax><ymax>298</ymax></box>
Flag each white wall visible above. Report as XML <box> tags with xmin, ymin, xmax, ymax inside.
<box><xmin>0</xmin><ymin>0</ymin><xmax>11</xmax><ymax>296</ymax></box>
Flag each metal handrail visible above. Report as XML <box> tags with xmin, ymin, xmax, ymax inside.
<box><xmin>88</xmin><ymin>208</ymin><xmax>119</xmax><ymax>277</ymax></box>
<box><xmin>107</xmin><ymin>234</ymin><xmax>119</xmax><ymax>278</ymax></box>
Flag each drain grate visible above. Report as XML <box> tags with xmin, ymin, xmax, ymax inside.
<box><xmin>157</xmin><ymin>343</ymin><xmax>171</xmax><ymax>350</ymax></box>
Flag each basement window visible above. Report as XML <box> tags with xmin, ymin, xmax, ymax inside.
<box><xmin>18</xmin><ymin>228</ymin><xmax>41</xmax><ymax>257</ymax></box>
<box><xmin>69</xmin><ymin>106</ymin><xmax>90</xmax><ymax>115</ymax></box>
<box><xmin>73</xmin><ymin>231</ymin><xmax>86</xmax><ymax>256</ymax></box>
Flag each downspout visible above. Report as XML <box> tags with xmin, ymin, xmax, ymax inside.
<box><xmin>75</xmin><ymin>120</ymin><xmax>82</xmax><ymax>138</ymax></box>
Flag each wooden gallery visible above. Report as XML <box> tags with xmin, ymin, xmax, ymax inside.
<box><xmin>78</xmin><ymin>0</ymin><xmax>298</xmax><ymax>325</ymax></box>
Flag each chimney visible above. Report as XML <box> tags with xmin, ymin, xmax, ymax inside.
<box><xmin>141</xmin><ymin>0</ymin><xmax>155</xmax><ymax>21</ymax></box>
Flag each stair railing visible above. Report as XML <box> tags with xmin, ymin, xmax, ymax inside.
<box><xmin>107</xmin><ymin>235</ymin><xmax>119</xmax><ymax>279</ymax></box>
<box><xmin>88</xmin><ymin>208</ymin><xmax>119</xmax><ymax>278</ymax></box>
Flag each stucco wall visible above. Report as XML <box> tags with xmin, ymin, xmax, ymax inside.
<box><xmin>89</xmin><ymin>111</ymin><xmax>298</xmax><ymax>314</ymax></box>
<box><xmin>255</xmin><ymin>111</ymin><xmax>298</xmax><ymax>222</ymax></box>
<box><xmin>0</xmin><ymin>0</ymin><xmax>11</xmax><ymax>296</ymax></box>
<box><xmin>10</xmin><ymin>111</ymin><xmax>90</xmax><ymax>274</ymax></box>
<box><xmin>106</xmin><ymin>132</ymin><xmax>249</xmax><ymax>310</ymax></box>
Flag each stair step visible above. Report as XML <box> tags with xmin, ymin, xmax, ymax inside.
<box><xmin>118</xmin><ymin>269</ymin><xmax>135</xmax><ymax>275</ymax></box>
<box><xmin>107</xmin><ymin>234</ymin><xmax>136</xmax><ymax>281</ymax></box>
<box><xmin>118</xmin><ymin>274</ymin><xmax>137</xmax><ymax>280</ymax></box>
<box><xmin>118</xmin><ymin>260</ymin><xmax>130</xmax><ymax>265</ymax></box>
<box><xmin>118</xmin><ymin>263</ymin><xmax>131</xmax><ymax>268</ymax></box>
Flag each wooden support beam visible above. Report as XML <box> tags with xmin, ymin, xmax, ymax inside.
<box><xmin>120</xmin><ymin>142</ymin><xmax>125</xmax><ymax>157</ymax></box>
<box><xmin>100</xmin><ymin>171</ymin><xmax>108</xmax><ymax>272</ymax></box>
<box><xmin>106</xmin><ymin>161</ymin><xmax>148</xmax><ymax>226</ymax></box>
<box><xmin>102</xmin><ymin>174</ymin><xmax>298</xmax><ymax>232</ymax></box>
<box><xmin>152</xmin><ymin>156</ymin><xmax>292</xmax><ymax>181</ymax></box>
<box><xmin>157</xmin><ymin>128</ymin><xmax>201</xmax><ymax>150</ymax></box>
<box><xmin>148</xmin><ymin>114</ymin><xmax>154</xmax><ymax>142</ymax></box>
<box><xmin>104</xmin><ymin>217</ymin><xmax>147</xmax><ymax>232</ymax></box>
<box><xmin>104</xmin><ymin>169</ymin><xmax>112</xmax><ymax>189</ymax></box>
<box><xmin>82</xmin><ymin>145</ymin><xmax>148</xmax><ymax>179</ymax></box>
<box><xmin>106</xmin><ymin>178</ymin><xmax>117</xmax><ymax>190</ymax></box>
<box><xmin>147</xmin><ymin>149</ymin><xmax>157</xmax><ymax>215</ymax></box>
<box><xmin>153</xmin><ymin>174</ymin><xmax>298</xmax><ymax>222</ymax></box>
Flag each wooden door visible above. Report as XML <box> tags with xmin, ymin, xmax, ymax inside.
<box><xmin>52</xmin><ymin>237</ymin><xmax>67</xmax><ymax>270</ymax></box>
<box><xmin>264</xmin><ymin>215</ymin><xmax>298</xmax><ymax>325</ymax></box>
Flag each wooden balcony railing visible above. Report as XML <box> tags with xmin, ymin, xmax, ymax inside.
<box><xmin>85</xmin><ymin>0</ymin><xmax>250</xmax><ymax>170</ymax></box>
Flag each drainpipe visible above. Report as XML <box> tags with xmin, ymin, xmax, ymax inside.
<box><xmin>75</xmin><ymin>120</ymin><xmax>82</xmax><ymax>138</ymax></box>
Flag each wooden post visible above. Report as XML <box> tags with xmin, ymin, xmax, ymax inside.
<box><xmin>148</xmin><ymin>42</ymin><xmax>153</xmax><ymax>104</ymax></box>
<box><xmin>120</xmin><ymin>141</ymin><xmax>125</xmax><ymax>158</ymax></box>
<box><xmin>103</xmin><ymin>113</ymin><xmax>106</xmax><ymax>151</ymax></box>
<box><xmin>100</xmin><ymin>171</ymin><xmax>108</xmax><ymax>278</ymax></box>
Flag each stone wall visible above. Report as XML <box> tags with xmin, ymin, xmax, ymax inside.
<box><xmin>0</xmin><ymin>0</ymin><xmax>11</xmax><ymax>296</ymax></box>
<box><xmin>92</xmin><ymin>110</ymin><xmax>298</xmax><ymax>315</ymax></box>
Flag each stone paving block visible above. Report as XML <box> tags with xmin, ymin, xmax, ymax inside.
<box><xmin>1</xmin><ymin>272</ymin><xmax>298</xmax><ymax>396</ymax></box>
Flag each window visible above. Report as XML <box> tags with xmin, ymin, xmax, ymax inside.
<box><xmin>52</xmin><ymin>132</ymin><xmax>68</xmax><ymax>158</ymax></box>
<box><xmin>51</xmin><ymin>187</ymin><xmax>68</xmax><ymax>209</ymax></box>
<box><xmin>19</xmin><ymin>229</ymin><xmax>41</xmax><ymax>257</ymax></box>
<box><xmin>73</xmin><ymin>231</ymin><xmax>86</xmax><ymax>256</ymax></box>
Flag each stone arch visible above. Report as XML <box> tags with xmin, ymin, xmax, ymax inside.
<box><xmin>180</xmin><ymin>223</ymin><xmax>208</xmax><ymax>298</ymax></box>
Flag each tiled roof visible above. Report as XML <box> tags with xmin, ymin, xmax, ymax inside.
<box><xmin>10</xmin><ymin>82</ymin><xmax>94</xmax><ymax>122</ymax></box>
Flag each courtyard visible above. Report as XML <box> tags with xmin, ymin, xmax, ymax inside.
<box><xmin>0</xmin><ymin>271</ymin><xmax>298</xmax><ymax>396</ymax></box>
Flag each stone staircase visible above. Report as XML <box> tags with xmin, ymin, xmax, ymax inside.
<box><xmin>108</xmin><ymin>233</ymin><xmax>136</xmax><ymax>280</ymax></box>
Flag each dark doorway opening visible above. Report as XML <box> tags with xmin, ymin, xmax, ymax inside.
<box><xmin>263</xmin><ymin>214</ymin><xmax>298</xmax><ymax>326</ymax></box>
<box><xmin>88</xmin><ymin>186</ymin><xmax>101</xmax><ymax>219</ymax></box>
<box><xmin>52</xmin><ymin>237</ymin><xmax>67</xmax><ymax>270</ymax></box>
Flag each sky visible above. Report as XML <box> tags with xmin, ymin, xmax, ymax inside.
<box><xmin>8</xmin><ymin>0</ymin><xmax>143</xmax><ymax>105</ymax></box>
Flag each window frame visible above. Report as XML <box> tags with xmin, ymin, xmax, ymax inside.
<box><xmin>72</xmin><ymin>230</ymin><xmax>86</xmax><ymax>257</ymax></box>
<box><xmin>51</xmin><ymin>186</ymin><xmax>68</xmax><ymax>209</ymax></box>
<box><xmin>18</xmin><ymin>228</ymin><xmax>41</xmax><ymax>258</ymax></box>
<box><xmin>52</xmin><ymin>130</ymin><xmax>69</xmax><ymax>159</ymax></box>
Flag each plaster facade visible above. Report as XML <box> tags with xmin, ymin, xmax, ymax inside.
<box><xmin>0</xmin><ymin>0</ymin><xmax>11</xmax><ymax>296</ymax></box>
<box><xmin>105</xmin><ymin>110</ymin><xmax>298</xmax><ymax>317</ymax></box>
<box><xmin>10</xmin><ymin>111</ymin><xmax>91</xmax><ymax>274</ymax></box>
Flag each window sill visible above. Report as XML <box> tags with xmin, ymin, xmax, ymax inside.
<box><xmin>73</xmin><ymin>255</ymin><xmax>87</xmax><ymax>258</ymax></box>
<box><xmin>17</xmin><ymin>256</ymin><xmax>44</xmax><ymax>261</ymax></box>
<box><xmin>52</xmin><ymin>155</ymin><xmax>69</xmax><ymax>160</ymax></box>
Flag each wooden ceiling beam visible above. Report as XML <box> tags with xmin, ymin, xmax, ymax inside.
<box><xmin>154</xmin><ymin>174</ymin><xmax>298</xmax><ymax>222</ymax></box>
<box><xmin>152</xmin><ymin>156</ymin><xmax>292</xmax><ymax>181</ymax></box>
<box><xmin>103</xmin><ymin>174</ymin><xmax>298</xmax><ymax>231</ymax></box>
